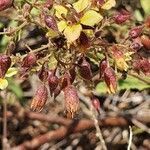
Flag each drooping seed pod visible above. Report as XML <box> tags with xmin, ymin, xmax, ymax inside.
<box><xmin>59</xmin><ymin>72</ymin><xmax>71</xmax><ymax>90</ymax></box>
<box><xmin>64</xmin><ymin>85</ymin><xmax>79</xmax><ymax>118</ymax></box>
<box><xmin>30</xmin><ymin>85</ymin><xmax>48</xmax><ymax>112</ymax></box>
<box><xmin>21</xmin><ymin>53</ymin><xmax>37</xmax><ymax>68</ymax></box>
<box><xmin>99</xmin><ymin>58</ymin><xmax>108</xmax><ymax>79</ymax></box>
<box><xmin>104</xmin><ymin>67</ymin><xmax>117</xmax><ymax>94</ymax></box>
<box><xmin>129</xmin><ymin>26</ymin><xmax>143</xmax><ymax>39</ymax></box>
<box><xmin>78</xmin><ymin>57</ymin><xmax>92</xmax><ymax>80</ymax></box>
<box><xmin>141</xmin><ymin>35</ymin><xmax>150</xmax><ymax>50</ymax></box>
<box><xmin>44</xmin><ymin>15</ymin><xmax>58</xmax><ymax>31</ymax></box>
<box><xmin>79</xmin><ymin>32</ymin><xmax>90</xmax><ymax>53</ymax></box>
<box><xmin>0</xmin><ymin>54</ymin><xmax>11</xmax><ymax>78</ymax></box>
<box><xmin>91</xmin><ymin>97</ymin><xmax>100</xmax><ymax>111</ymax></box>
<box><xmin>0</xmin><ymin>0</ymin><xmax>13</xmax><ymax>11</ymax></box>
<box><xmin>113</xmin><ymin>9</ymin><xmax>130</xmax><ymax>24</ymax></box>
<box><xmin>48</xmin><ymin>70</ymin><xmax>59</xmax><ymax>96</ymax></box>
<box><xmin>38</xmin><ymin>62</ymin><xmax>49</xmax><ymax>82</ymax></box>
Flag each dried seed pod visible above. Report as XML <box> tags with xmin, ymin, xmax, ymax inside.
<box><xmin>92</xmin><ymin>97</ymin><xmax>100</xmax><ymax>111</ymax></box>
<box><xmin>44</xmin><ymin>15</ymin><xmax>58</xmax><ymax>31</ymax></box>
<box><xmin>79</xmin><ymin>32</ymin><xmax>90</xmax><ymax>53</ymax></box>
<box><xmin>133</xmin><ymin>58</ymin><xmax>150</xmax><ymax>75</ymax></box>
<box><xmin>113</xmin><ymin>9</ymin><xmax>130</xmax><ymax>24</ymax></box>
<box><xmin>48</xmin><ymin>70</ymin><xmax>59</xmax><ymax>96</ymax></box>
<box><xmin>130</xmin><ymin>37</ymin><xmax>143</xmax><ymax>51</ymax></box>
<box><xmin>99</xmin><ymin>58</ymin><xmax>108</xmax><ymax>79</ymax></box>
<box><xmin>59</xmin><ymin>73</ymin><xmax>71</xmax><ymax>90</ymax></box>
<box><xmin>0</xmin><ymin>0</ymin><xmax>13</xmax><ymax>11</ymax></box>
<box><xmin>78</xmin><ymin>57</ymin><xmax>92</xmax><ymax>80</ymax></box>
<box><xmin>21</xmin><ymin>53</ymin><xmax>37</xmax><ymax>68</ymax></box>
<box><xmin>129</xmin><ymin>26</ymin><xmax>143</xmax><ymax>39</ymax></box>
<box><xmin>0</xmin><ymin>54</ymin><xmax>11</xmax><ymax>78</ymax></box>
<box><xmin>64</xmin><ymin>85</ymin><xmax>79</xmax><ymax>118</ymax></box>
<box><xmin>38</xmin><ymin>63</ymin><xmax>49</xmax><ymax>82</ymax></box>
<box><xmin>30</xmin><ymin>85</ymin><xmax>48</xmax><ymax>112</ymax></box>
<box><xmin>104</xmin><ymin>67</ymin><xmax>117</xmax><ymax>94</ymax></box>
<box><xmin>141</xmin><ymin>35</ymin><xmax>150</xmax><ymax>50</ymax></box>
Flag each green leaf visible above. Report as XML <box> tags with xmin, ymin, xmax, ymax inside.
<box><xmin>96</xmin><ymin>75</ymin><xmax>150</xmax><ymax>94</ymax></box>
<box><xmin>54</xmin><ymin>5</ymin><xmax>68</xmax><ymax>19</ymax></box>
<box><xmin>57</xmin><ymin>20</ymin><xmax>68</xmax><ymax>32</ymax></box>
<box><xmin>140</xmin><ymin>0</ymin><xmax>150</xmax><ymax>15</ymax></box>
<box><xmin>7</xmin><ymin>78</ymin><xmax>23</xmax><ymax>99</ymax></box>
<box><xmin>64</xmin><ymin>24</ymin><xmax>82</xmax><ymax>43</ymax></box>
<box><xmin>0</xmin><ymin>78</ymin><xmax>8</xmax><ymax>90</ymax></box>
<box><xmin>73</xmin><ymin>0</ymin><xmax>91</xmax><ymax>13</ymax></box>
<box><xmin>80</xmin><ymin>10</ymin><xmax>103</xmax><ymax>27</ymax></box>
<box><xmin>5</xmin><ymin>67</ymin><xmax>18</xmax><ymax>78</ymax></box>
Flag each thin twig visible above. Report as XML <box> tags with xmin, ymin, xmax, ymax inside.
<box><xmin>127</xmin><ymin>126</ymin><xmax>133</xmax><ymax>150</ymax></box>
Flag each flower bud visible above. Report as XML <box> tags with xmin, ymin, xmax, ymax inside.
<box><xmin>38</xmin><ymin>63</ymin><xmax>49</xmax><ymax>82</ymax></box>
<box><xmin>104</xmin><ymin>67</ymin><xmax>117</xmax><ymax>94</ymax></box>
<box><xmin>21</xmin><ymin>53</ymin><xmax>37</xmax><ymax>68</ymax></box>
<box><xmin>0</xmin><ymin>54</ymin><xmax>11</xmax><ymax>78</ymax></box>
<box><xmin>92</xmin><ymin>97</ymin><xmax>100</xmax><ymax>111</ymax></box>
<box><xmin>141</xmin><ymin>35</ymin><xmax>150</xmax><ymax>50</ymax></box>
<box><xmin>113</xmin><ymin>9</ymin><xmax>130</xmax><ymax>24</ymax></box>
<box><xmin>48</xmin><ymin>70</ymin><xmax>59</xmax><ymax>96</ymax></box>
<box><xmin>30</xmin><ymin>85</ymin><xmax>48</xmax><ymax>112</ymax></box>
<box><xmin>64</xmin><ymin>85</ymin><xmax>79</xmax><ymax>118</ymax></box>
<box><xmin>0</xmin><ymin>0</ymin><xmax>13</xmax><ymax>11</ymax></box>
<box><xmin>44</xmin><ymin>15</ymin><xmax>58</xmax><ymax>31</ymax></box>
<box><xmin>99</xmin><ymin>58</ymin><xmax>108</xmax><ymax>79</ymax></box>
<box><xmin>129</xmin><ymin>26</ymin><xmax>143</xmax><ymax>39</ymax></box>
<box><xmin>78</xmin><ymin>57</ymin><xmax>92</xmax><ymax>80</ymax></box>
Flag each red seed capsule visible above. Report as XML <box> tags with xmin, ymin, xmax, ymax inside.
<box><xmin>133</xmin><ymin>58</ymin><xmax>150</xmax><ymax>75</ymax></box>
<box><xmin>64</xmin><ymin>85</ymin><xmax>79</xmax><ymax>118</ymax></box>
<box><xmin>38</xmin><ymin>63</ymin><xmax>49</xmax><ymax>82</ymax></box>
<box><xmin>44</xmin><ymin>15</ymin><xmax>58</xmax><ymax>31</ymax></box>
<box><xmin>0</xmin><ymin>0</ymin><xmax>13</xmax><ymax>11</ymax></box>
<box><xmin>99</xmin><ymin>58</ymin><xmax>108</xmax><ymax>79</ymax></box>
<box><xmin>21</xmin><ymin>53</ymin><xmax>37</xmax><ymax>68</ymax></box>
<box><xmin>79</xmin><ymin>32</ymin><xmax>90</xmax><ymax>52</ymax></box>
<box><xmin>30</xmin><ymin>85</ymin><xmax>48</xmax><ymax>112</ymax></box>
<box><xmin>48</xmin><ymin>70</ymin><xmax>59</xmax><ymax>96</ymax></box>
<box><xmin>104</xmin><ymin>67</ymin><xmax>117</xmax><ymax>94</ymax></box>
<box><xmin>113</xmin><ymin>9</ymin><xmax>130</xmax><ymax>24</ymax></box>
<box><xmin>78</xmin><ymin>57</ymin><xmax>92</xmax><ymax>80</ymax></box>
<box><xmin>141</xmin><ymin>35</ymin><xmax>150</xmax><ymax>50</ymax></box>
<box><xmin>129</xmin><ymin>26</ymin><xmax>143</xmax><ymax>39</ymax></box>
<box><xmin>0</xmin><ymin>54</ymin><xmax>11</xmax><ymax>78</ymax></box>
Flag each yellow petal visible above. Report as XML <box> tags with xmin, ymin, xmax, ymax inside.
<box><xmin>57</xmin><ymin>20</ymin><xmax>68</xmax><ymax>32</ymax></box>
<box><xmin>54</xmin><ymin>5</ymin><xmax>68</xmax><ymax>19</ymax></box>
<box><xmin>5</xmin><ymin>67</ymin><xmax>18</xmax><ymax>78</ymax></box>
<box><xmin>64</xmin><ymin>24</ymin><xmax>82</xmax><ymax>43</ymax></box>
<box><xmin>101</xmin><ymin>0</ymin><xmax>116</xmax><ymax>10</ymax></box>
<box><xmin>0</xmin><ymin>78</ymin><xmax>8</xmax><ymax>90</ymax></box>
<box><xmin>115</xmin><ymin>58</ymin><xmax>129</xmax><ymax>71</ymax></box>
<box><xmin>80</xmin><ymin>10</ymin><xmax>103</xmax><ymax>26</ymax></box>
<box><xmin>46</xmin><ymin>29</ymin><xmax>59</xmax><ymax>38</ymax></box>
<box><xmin>73</xmin><ymin>0</ymin><xmax>91</xmax><ymax>13</ymax></box>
